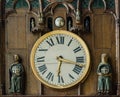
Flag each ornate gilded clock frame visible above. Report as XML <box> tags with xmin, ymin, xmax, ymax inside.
<box><xmin>30</xmin><ymin>30</ymin><xmax>90</xmax><ymax>89</ymax></box>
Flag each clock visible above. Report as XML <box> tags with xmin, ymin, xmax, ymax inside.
<box><xmin>30</xmin><ymin>30</ymin><xmax>90</xmax><ymax>89</ymax></box>
<box><xmin>54</xmin><ymin>17</ymin><xmax>65</xmax><ymax>28</ymax></box>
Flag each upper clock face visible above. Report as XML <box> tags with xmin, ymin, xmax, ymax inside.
<box><xmin>55</xmin><ymin>17</ymin><xmax>65</xmax><ymax>27</ymax></box>
<box><xmin>30</xmin><ymin>30</ymin><xmax>90</xmax><ymax>89</ymax></box>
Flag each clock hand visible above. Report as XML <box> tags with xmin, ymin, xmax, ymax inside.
<box><xmin>57</xmin><ymin>60</ymin><xmax>62</xmax><ymax>76</ymax></box>
<box><xmin>57</xmin><ymin>56</ymin><xmax>84</xmax><ymax>67</ymax></box>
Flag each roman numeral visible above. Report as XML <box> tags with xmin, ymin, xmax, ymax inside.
<box><xmin>69</xmin><ymin>74</ymin><xmax>75</xmax><ymax>79</ymax></box>
<box><xmin>56</xmin><ymin>36</ymin><xmax>64</xmax><ymax>44</ymax></box>
<box><xmin>73</xmin><ymin>46</ymin><xmax>81</xmax><ymax>53</ymax></box>
<box><xmin>46</xmin><ymin>38</ymin><xmax>54</xmax><ymax>46</ymax></box>
<box><xmin>58</xmin><ymin>75</ymin><xmax>64</xmax><ymax>83</ymax></box>
<box><xmin>39</xmin><ymin>49</ymin><xmax>48</xmax><ymax>51</ymax></box>
<box><xmin>76</xmin><ymin>56</ymin><xmax>84</xmax><ymax>63</ymax></box>
<box><xmin>38</xmin><ymin>64</ymin><xmax>47</xmax><ymax>75</ymax></box>
<box><xmin>67</xmin><ymin>39</ymin><xmax>73</xmax><ymax>46</ymax></box>
<box><xmin>37</xmin><ymin>56</ymin><xmax>45</xmax><ymax>62</ymax></box>
<box><xmin>73</xmin><ymin>65</ymin><xmax>82</xmax><ymax>75</ymax></box>
<box><xmin>46</xmin><ymin>72</ymin><xmax>54</xmax><ymax>81</ymax></box>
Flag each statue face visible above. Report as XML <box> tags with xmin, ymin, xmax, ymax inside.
<box><xmin>14</xmin><ymin>55</ymin><xmax>19</xmax><ymax>62</ymax></box>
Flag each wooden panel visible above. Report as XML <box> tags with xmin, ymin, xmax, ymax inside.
<box><xmin>94</xmin><ymin>14</ymin><xmax>113</xmax><ymax>49</ymax></box>
<box><xmin>26</xmin><ymin>14</ymin><xmax>42</xmax><ymax>95</ymax></box>
<box><xmin>82</xmin><ymin>14</ymin><xmax>115</xmax><ymax>95</ymax></box>
<box><xmin>43</xmin><ymin>86</ymin><xmax>78</xmax><ymax>95</ymax></box>
<box><xmin>94</xmin><ymin>15</ymin><xmax>103</xmax><ymax>48</ymax></box>
<box><xmin>102</xmin><ymin>14</ymin><xmax>113</xmax><ymax>48</ymax></box>
<box><xmin>5</xmin><ymin>11</ymin><xmax>27</xmax><ymax>94</ymax></box>
<box><xmin>6</xmin><ymin>16</ymin><xmax>26</xmax><ymax>49</ymax></box>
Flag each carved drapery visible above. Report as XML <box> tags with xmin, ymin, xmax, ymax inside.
<box><xmin>88</xmin><ymin>0</ymin><xmax>106</xmax><ymax>12</ymax></box>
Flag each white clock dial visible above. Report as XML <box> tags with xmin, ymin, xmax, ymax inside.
<box><xmin>30</xmin><ymin>30</ymin><xmax>90</xmax><ymax>89</ymax></box>
<box><xmin>55</xmin><ymin>17</ymin><xmax>65</xmax><ymax>27</ymax></box>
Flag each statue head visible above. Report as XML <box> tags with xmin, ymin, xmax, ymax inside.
<box><xmin>101</xmin><ymin>53</ymin><xmax>108</xmax><ymax>63</ymax></box>
<box><xmin>13</xmin><ymin>54</ymin><xmax>20</xmax><ymax>62</ymax></box>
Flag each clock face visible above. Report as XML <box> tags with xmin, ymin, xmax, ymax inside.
<box><xmin>55</xmin><ymin>17</ymin><xmax>65</xmax><ymax>27</ymax></box>
<box><xmin>30</xmin><ymin>30</ymin><xmax>90</xmax><ymax>89</ymax></box>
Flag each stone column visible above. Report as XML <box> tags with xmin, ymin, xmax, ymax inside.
<box><xmin>115</xmin><ymin>0</ymin><xmax>120</xmax><ymax>95</ymax></box>
<box><xmin>0</xmin><ymin>0</ymin><xmax>5</xmax><ymax>95</ymax></box>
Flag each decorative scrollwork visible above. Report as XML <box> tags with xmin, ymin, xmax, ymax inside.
<box><xmin>13</xmin><ymin>0</ymin><xmax>18</xmax><ymax>9</ymax></box>
<box><xmin>43</xmin><ymin>1</ymin><xmax>75</xmax><ymax>16</ymax></box>
<box><xmin>30</xmin><ymin>0</ymin><xmax>45</xmax><ymax>34</ymax></box>
<box><xmin>88</xmin><ymin>0</ymin><xmax>107</xmax><ymax>12</ymax></box>
<box><xmin>25</xmin><ymin>0</ymin><xmax>32</xmax><ymax>12</ymax></box>
<box><xmin>5</xmin><ymin>0</ymin><xmax>31</xmax><ymax>18</ymax></box>
<box><xmin>13</xmin><ymin>0</ymin><xmax>31</xmax><ymax>11</ymax></box>
<box><xmin>30</xmin><ymin>0</ymin><xmax>77</xmax><ymax>34</ymax></box>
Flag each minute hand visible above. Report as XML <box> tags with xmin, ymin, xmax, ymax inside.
<box><xmin>57</xmin><ymin>57</ymin><xmax>84</xmax><ymax>67</ymax></box>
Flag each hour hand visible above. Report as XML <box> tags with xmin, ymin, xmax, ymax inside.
<box><xmin>57</xmin><ymin>60</ymin><xmax>62</xmax><ymax>76</ymax></box>
<box><xmin>57</xmin><ymin>56</ymin><xmax>84</xmax><ymax>67</ymax></box>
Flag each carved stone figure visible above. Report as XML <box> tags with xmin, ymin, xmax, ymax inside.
<box><xmin>38</xmin><ymin>12</ymin><xmax>44</xmax><ymax>24</ymax></box>
<box><xmin>75</xmin><ymin>9</ymin><xmax>81</xmax><ymax>24</ymax></box>
<box><xmin>9</xmin><ymin>54</ymin><xmax>24</xmax><ymax>94</ymax></box>
<box><xmin>97</xmin><ymin>53</ymin><xmax>112</xmax><ymax>95</ymax></box>
<box><xmin>30</xmin><ymin>18</ymin><xmax>36</xmax><ymax>32</ymax></box>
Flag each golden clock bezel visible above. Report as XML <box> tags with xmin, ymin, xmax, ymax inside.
<box><xmin>30</xmin><ymin>30</ymin><xmax>90</xmax><ymax>89</ymax></box>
